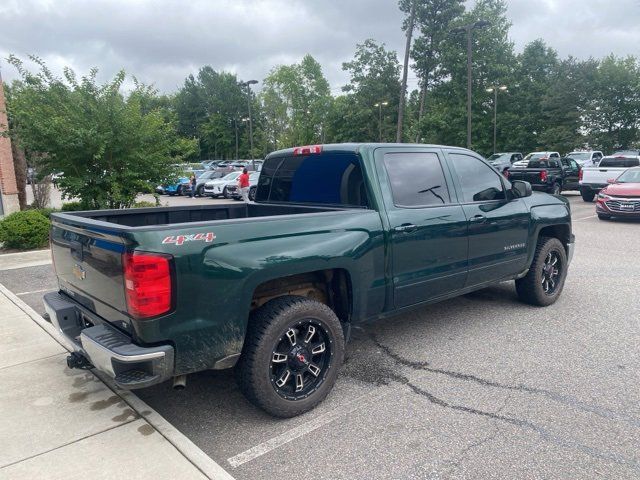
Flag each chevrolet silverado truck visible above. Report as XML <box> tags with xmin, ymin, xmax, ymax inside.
<box><xmin>579</xmin><ymin>155</ymin><xmax>640</xmax><ymax>202</ymax></box>
<box><xmin>44</xmin><ymin>143</ymin><xmax>574</xmax><ymax>417</ymax></box>
<box><xmin>507</xmin><ymin>157</ymin><xmax>580</xmax><ymax>195</ymax></box>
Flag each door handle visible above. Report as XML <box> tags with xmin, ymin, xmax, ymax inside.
<box><xmin>394</xmin><ymin>223</ymin><xmax>417</xmax><ymax>233</ymax></box>
<box><xmin>469</xmin><ymin>215</ymin><xmax>486</xmax><ymax>223</ymax></box>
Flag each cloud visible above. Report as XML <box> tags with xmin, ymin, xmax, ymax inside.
<box><xmin>1</xmin><ymin>0</ymin><xmax>638</xmax><ymax>94</ymax></box>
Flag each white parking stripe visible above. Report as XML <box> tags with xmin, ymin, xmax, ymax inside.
<box><xmin>574</xmin><ymin>214</ymin><xmax>596</xmax><ymax>221</ymax></box>
<box><xmin>227</xmin><ymin>390</ymin><xmax>388</xmax><ymax>468</ymax></box>
<box><xmin>16</xmin><ymin>288</ymin><xmax>54</xmax><ymax>296</ymax></box>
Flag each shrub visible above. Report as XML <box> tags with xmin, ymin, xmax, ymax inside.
<box><xmin>27</xmin><ymin>207</ymin><xmax>59</xmax><ymax>219</ymax></box>
<box><xmin>132</xmin><ymin>201</ymin><xmax>156</xmax><ymax>208</ymax></box>
<box><xmin>61</xmin><ymin>201</ymin><xmax>85</xmax><ymax>212</ymax></box>
<box><xmin>0</xmin><ymin>210</ymin><xmax>50</xmax><ymax>250</ymax></box>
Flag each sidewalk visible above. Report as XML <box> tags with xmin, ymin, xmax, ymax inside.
<box><xmin>0</xmin><ymin>279</ymin><xmax>233</xmax><ymax>479</ymax></box>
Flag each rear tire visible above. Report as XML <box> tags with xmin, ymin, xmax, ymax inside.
<box><xmin>249</xmin><ymin>186</ymin><xmax>257</xmax><ymax>201</ymax></box>
<box><xmin>516</xmin><ymin>237</ymin><xmax>568</xmax><ymax>307</ymax></box>
<box><xmin>597</xmin><ymin>214</ymin><xmax>611</xmax><ymax>220</ymax></box>
<box><xmin>236</xmin><ymin>296</ymin><xmax>345</xmax><ymax>418</ymax></box>
<box><xmin>196</xmin><ymin>185</ymin><xmax>204</xmax><ymax>197</ymax></box>
<box><xmin>551</xmin><ymin>183</ymin><xmax>562</xmax><ymax>195</ymax></box>
<box><xmin>580</xmin><ymin>188</ymin><xmax>595</xmax><ymax>202</ymax></box>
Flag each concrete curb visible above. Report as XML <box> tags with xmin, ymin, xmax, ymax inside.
<box><xmin>0</xmin><ymin>283</ymin><xmax>235</xmax><ymax>480</ymax></box>
<box><xmin>0</xmin><ymin>249</ymin><xmax>52</xmax><ymax>270</ymax></box>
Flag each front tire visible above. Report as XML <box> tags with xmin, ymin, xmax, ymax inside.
<box><xmin>249</xmin><ymin>186</ymin><xmax>257</xmax><ymax>201</ymax></box>
<box><xmin>223</xmin><ymin>187</ymin><xmax>230</xmax><ymax>199</ymax></box>
<box><xmin>236</xmin><ymin>296</ymin><xmax>345</xmax><ymax>418</ymax></box>
<box><xmin>516</xmin><ymin>237</ymin><xmax>568</xmax><ymax>307</ymax></box>
<box><xmin>196</xmin><ymin>185</ymin><xmax>204</xmax><ymax>197</ymax></box>
<box><xmin>580</xmin><ymin>188</ymin><xmax>595</xmax><ymax>202</ymax></box>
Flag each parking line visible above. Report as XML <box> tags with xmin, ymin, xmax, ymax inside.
<box><xmin>16</xmin><ymin>288</ymin><xmax>54</xmax><ymax>296</ymax></box>
<box><xmin>574</xmin><ymin>214</ymin><xmax>596</xmax><ymax>221</ymax></box>
<box><xmin>227</xmin><ymin>390</ymin><xmax>388</xmax><ymax>468</ymax></box>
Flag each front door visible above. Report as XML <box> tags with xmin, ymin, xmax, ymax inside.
<box><xmin>446</xmin><ymin>151</ymin><xmax>530</xmax><ymax>287</ymax></box>
<box><xmin>561</xmin><ymin>157</ymin><xmax>580</xmax><ymax>190</ymax></box>
<box><xmin>376</xmin><ymin>149</ymin><xmax>469</xmax><ymax>308</ymax></box>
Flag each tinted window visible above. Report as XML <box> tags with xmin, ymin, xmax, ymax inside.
<box><xmin>256</xmin><ymin>153</ymin><xmax>368</xmax><ymax>206</ymax></box>
<box><xmin>450</xmin><ymin>154</ymin><xmax>506</xmax><ymax>202</ymax></box>
<box><xmin>599</xmin><ymin>157</ymin><xmax>640</xmax><ymax>168</ymax></box>
<box><xmin>383</xmin><ymin>152</ymin><xmax>450</xmax><ymax>207</ymax></box>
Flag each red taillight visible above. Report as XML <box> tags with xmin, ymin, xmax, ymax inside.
<box><xmin>293</xmin><ymin>145</ymin><xmax>322</xmax><ymax>156</ymax></box>
<box><xmin>579</xmin><ymin>169</ymin><xmax>583</xmax><ymax>181</ymax></box>
<box><xmin>123</xmin><ymin>252</ymin><xmax>173</xmax><ymax>319</ymax></box>
<box><xmin>540</xmin><ymin>170</ymin><xmax>548</xmax><ymax>182</ymax></box>
<box><xmin>503</xmin><ymin>169</ymin><xmax>510</xmax><ymax>178</ymax></box>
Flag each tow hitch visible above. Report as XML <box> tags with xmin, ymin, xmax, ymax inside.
<box><xmin>66</xmin><ymin>352</ymin><xmax>93</xmax><ymax>370</ymax></box>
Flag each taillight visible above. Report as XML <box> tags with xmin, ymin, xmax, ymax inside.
<box><xmin>293</xmin><ymin>145</ymin><xmax>322</xmax><ymax>156</ymax></box>
<box><xmin>579</xmin><ymin>169</ymin><xmax>583</xmax><ymax>181</ymax></box>
<box><xmin>123</xmin><ymin>252</ymin><xmax>173</xmax><ymax>319</ymax></box>
<box><xmin>540</xmin><ymin>170</ymin><xmax>548</xmax><ymax>182</ymax></box>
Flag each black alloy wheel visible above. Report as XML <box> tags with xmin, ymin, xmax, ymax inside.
<box><xmin>270</xmin><ymin>320</ymin><xmax>332</xmax><ymax>400</ymax></box>
<box><xmin>541</xmin><ymin>251</ymin><xmax>561</xmax><ymax>295</ymax></box>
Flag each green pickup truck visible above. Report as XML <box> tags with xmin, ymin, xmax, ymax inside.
<box><xmin>44</xmin><ymin>143</ymin><xmax>574</xmax><ymax>417</ymax></box>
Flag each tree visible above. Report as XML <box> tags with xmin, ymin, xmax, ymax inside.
<box><xmin>6</xmin><ymin>55</ymin><xmax>195</xmax><ymax>209</ymax></box>
<box><xmin>260</xmin><ymin>54</ymin><xmax>332</xmax><ymax>148</ymax></box>
<box><xmin>340</xmin><ymin>39</ymin><xmax>401</xmax><ymax>142</ymax></box>
<box><xmin>409</xmin><ymin>0</ymin><xmax>465</xmax><ymax>141</ymax></box>
<box><xmin>396</xmin><ymin>0</ymin><xmax>417</xmax><ymax>142</ymax></box>
<box><xmin>583</xmin><ymin>55</ymin><xmax>640</xmax><ymax>151</ymax></box>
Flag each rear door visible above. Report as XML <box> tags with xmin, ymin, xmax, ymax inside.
<box><xmin>446</xmin><ymin>151</ymin><xmax>530</xmax><ymax>287</ymax></box>
<box><xmin>375</xmin><ymin>148</ymin><xmax>468</xmax><ymax>308</ymax></box>
<box><xmin>50</xmin><ymin>218</ymin><xmax>131</xmax><ymax>329</ymax></box>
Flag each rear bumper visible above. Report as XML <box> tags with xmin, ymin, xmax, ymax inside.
<box><xmin>580</xmin><ymin>183</ymin><xmax>607</xmax><ymax>192</ymax></box>
<box><xmin>43</xmin><ymin>292</ymin><xmax>174</xmax><ymax>389</ymax></box>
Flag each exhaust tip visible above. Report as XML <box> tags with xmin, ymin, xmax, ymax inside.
<box><xmin>172</xmin><ymin>374</ymin><xmax>187</xmax><ymax>390</ymax></box>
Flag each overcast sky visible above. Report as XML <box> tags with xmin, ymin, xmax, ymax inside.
<box><xmin>1</xmin><ymin>0</ymin><xmax>639</xmax><ymax>94</ymax></box>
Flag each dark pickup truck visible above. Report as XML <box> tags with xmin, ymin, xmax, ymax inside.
<box><xmin>508</xmin><ymin>157</ymin><xmax>581</xmax><ymax>195</ymax></box>
<box><xmin>44</xmin><ymin>143</ymin><xmax>574</xmax><ymax>417</ymax></box>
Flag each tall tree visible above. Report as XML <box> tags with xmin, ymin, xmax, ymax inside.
<box><xmin>409</xmin><ymin>0</ymin><xmax>465</xmax><ymax>142</ymax></box>
<box><xmin>396</xmin><ymin>0</ymin><xmax>417</xmax><ymax>142</ymax></box>
<box><xmin>6</xmin><ymin>55</ymin><xmax>195</xmax><ymax>209</ymax></box>
<box><xmin>583</xmin><ymin>55</ymin><xmax>640</xmax><ymax>151</ymax></box>
<box><xmin>260</xmin><ymin>54</ymin><xmax>331</xmax><ymax>148</ymax></box>
<box><xmin>340</xmin><ymin>39</ymin><xmax>401</xmax><ymax>142</ymax></box>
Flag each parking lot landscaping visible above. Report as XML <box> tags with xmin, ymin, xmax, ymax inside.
<box><xmin>2</xmin><ymin>192</ymin><xmax>639</xmax><ymax>480</ymax></box>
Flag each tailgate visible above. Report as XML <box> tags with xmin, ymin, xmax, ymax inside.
<box><xmin>582</xmin><ymin>167</ymin><xmax>622</xmax><ymax>184</ymax></box>
<box><xmin>509</xmin><ymin>169</ymin><xmax>545</xmax><ymax>184</ymax></box>
<box><xmin>50</xmin><ymin>216</ymin><xmax>130</xmax><ymax>327</ymax></box>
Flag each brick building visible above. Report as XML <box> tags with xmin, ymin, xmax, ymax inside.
<box><xmin>0</xmin><ymin>72</ymin><xmax>19</xmax><ymax>216</ymax></box>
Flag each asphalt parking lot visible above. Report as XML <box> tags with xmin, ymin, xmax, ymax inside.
<box><xmin>3</xmin><ymin>192</ymin><xmax>639</xmax><ymax>479</ymax></box>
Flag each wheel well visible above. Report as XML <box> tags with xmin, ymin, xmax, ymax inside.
<box><xmin>251</xmin><ymin>269</ymin><xmax>352</xmax><ymax>323</ymax></box>
<box><xmin>539</xmin><ymin>224</ymin><xmax>570</xmax><ymax>247</ymax></box>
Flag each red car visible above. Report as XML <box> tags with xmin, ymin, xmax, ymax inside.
<box><xmin>596</xmin><ymin>166</ymin><xmax>640</xmax><ymax>220</ymax></box>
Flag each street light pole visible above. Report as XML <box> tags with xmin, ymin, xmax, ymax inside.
<box><xmin>243</xmin><ymin>80</ymin><xmax>258</xmax><ymax>167</ymax></box>
<box><xmin>486</xmin><ymin>85</ymin><xmax>507</xmax><ymax>154</ymax></box>
<box><xmin>450</xmin><ymin>20</ymin><xmax>490</xmax><ymax>149</ymax></box>
<box><xmin>374</xmin><ymin>101</ymin><xmax>388</xmax><ymax>142</ymax></box>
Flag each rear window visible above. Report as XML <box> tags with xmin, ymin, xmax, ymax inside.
<box><xmin>599</xmin><ymin>157</ymin><xmax>640</xmax><ymax>168</ymax></box>
<box><xmin>256</xmin><ymin>152</ymin><xmax>368</xmax><ymax>207</ymax></box>
<box><xmin>527</xmin><ymin>160</ymin><xmax>559</xmax><ymax>168</ymax></box>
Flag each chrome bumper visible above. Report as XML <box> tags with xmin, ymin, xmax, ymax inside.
<box><xmin>43</xmin><ymin>292</ymin><xmax>174</xmax><ymax>389</ymax></box>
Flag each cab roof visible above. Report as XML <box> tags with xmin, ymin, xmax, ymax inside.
<box><xmin>265</xmin><ymin>143</ymin><xmax>476</xmax><ymax>159</ymax></box>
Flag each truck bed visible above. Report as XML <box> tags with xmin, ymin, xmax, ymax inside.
<box><xmin>56</xmin><ymin>202</ymin><xmax>354</xmax><ymax>229</ymax></box>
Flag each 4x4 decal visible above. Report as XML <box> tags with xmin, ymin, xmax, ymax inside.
<box><xmin>162</xmin><ymin>232</ymin><xmax>216</xmax><ymax>246</ymax></box>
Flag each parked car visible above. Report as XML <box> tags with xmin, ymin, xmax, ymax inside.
<box><xmin>163</xmin><ymin>177</ymin><xmax>190</xmax><ymax>196</ymax></box>
<box><xmin>511</xmin><ymin>151</ymin><xmax>561</xmax><ymax>168</ymax></box>
<box><xmin>486</xmin><ymin>152</ymin><xmax>523</xmax><ymax>175</ymax></box>
<box><xmin>226</xmin><ymin>171</ymin><xmax>260</xmax><ymax>200</ymax></box>
<box><xmin>579</xmin><ymin>155</ymin><xmax>640</xmax><ymax>201</ymax></box>
<box><xmin>566</xmin><ymin>151</ymin><xmax>603</xmax><ymax>167</ymax></box>
<box><xmin>203</xmin><ymin>171</ymin><xmax>242</xmax><ymax>198</ymax></box>
<box><xmin>613</xmin><ymin>149</ymin><xmax>640</xmax><ymax>157</ymax></box>
<box><xmin>507</xmin><ymin>157</ymin><xmax>580</xmax><ymax>195</ymax></box>
<box><xmin>46</xmin><ymin>142</ymin><xmax>574</xmax><ymax>418</ymax></box>
<box><xmin>595</xmin><ymin>167</ymin><xmax>640</xmax><ymax>220</ymax></box>
<box><xmin>191</xmin><ymin>170</ymin><xmax>224</xmax><ymax>197</ymax></box>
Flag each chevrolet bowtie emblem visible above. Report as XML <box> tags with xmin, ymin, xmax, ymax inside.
<box><xmin>72</xmin><ymin>264</ymin><xmax>86</xmax><ymax>280</ymax></box>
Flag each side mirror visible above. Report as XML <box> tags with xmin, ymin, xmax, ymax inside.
<box><xmin>607</xmin><ymin>178</ymin><xmax>616</xmax><ymax>184</ymax></box>
<box><xmin>512</xmin><ymin>180</ymin><xmax>532</xmax><ymax>198</ymax></box>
